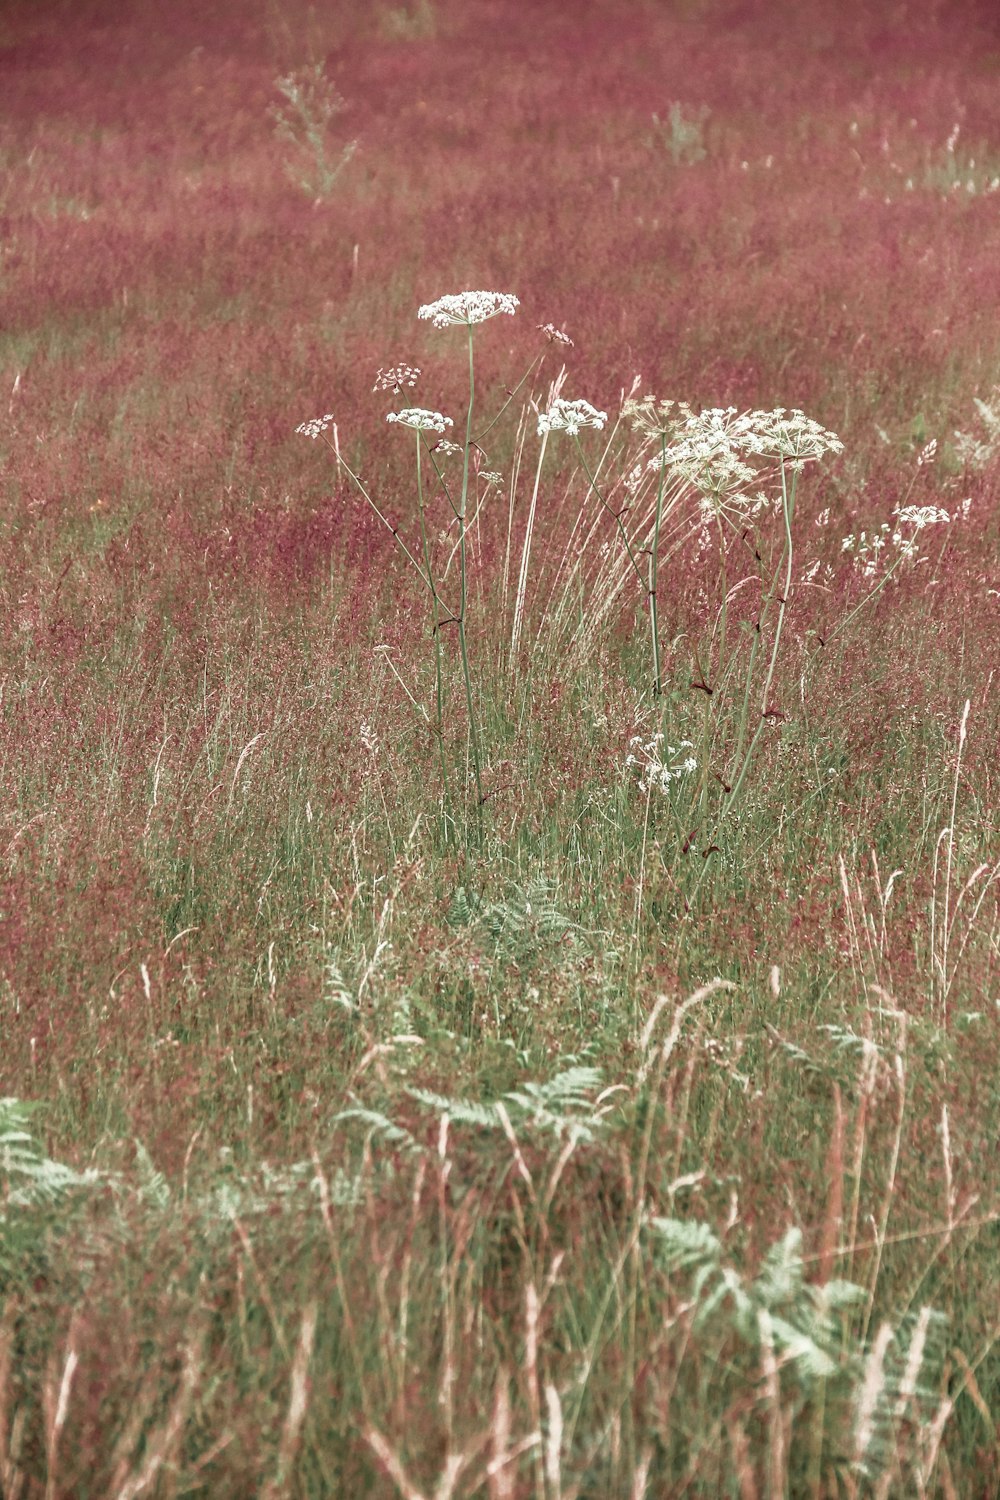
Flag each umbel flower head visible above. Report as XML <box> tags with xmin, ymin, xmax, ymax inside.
<box><xmin>537</xmin><ymin>397</ymin><xmax>608</xmax><ymax>437</ymax></box>
<box><xmin>385</xmin><ymin>408</ymin><xmax>454</xmax><ymax>433</ymax></box>
<box><xmin>295</xmin><ymin>413</ymin><xmax>335</xmax><ymax>440</ymax></box>
<box><xmin>373</xmin><ymin>364</ymin><xmax>420</xmax><ymax>393</ymax></box>
<box><xmin>625</xmin><ymin>734</ymin><xmax>697</xmax><ymax>795</ymax></box>
<box><xmin>418</xmin><ymin>291</ymin><xmax>520</xmax><ymax>328</ymax></box>
<box><xmin>643</xmin><ymin>402</ymin><xmax>844</xmax><ymax>517</ymax></box>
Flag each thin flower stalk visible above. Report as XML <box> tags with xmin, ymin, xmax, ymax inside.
<box><xmin>296</xmin><ymin>419</ymin><xmax>434</xmax><ymax>595</ymax></box>
<box><xmin>458</xmin><ymin>323</ymin><xmax>485</xmax><ymax>814</ymax></box>
<box><xmin>413</xmin><ymin>429</ymin><xmax>455</xmax><ymax>844</ymax></box>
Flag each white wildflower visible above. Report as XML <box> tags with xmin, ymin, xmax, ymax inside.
<box><xmin>842</xmin><ymin>504</ymin><xmax>948</xmax><ymax>576</ymax></box>
<box><xmin>359</xmin><ymin>722</ymin><xmax>380</xmax><ymax>755</ymax></box>
<box><xmin>645</xmin><ymin>403</ymin><xmax>843</xmax><ymax>516</ymax></box>
<box><xmin>385</xmin><ymin>408</ymin><xmax>454</xmax><ymax>433</ymax></box>
<box><xmin>892</xmin><ymin>504</ymin><xmax>950</xmax><ymax>529</ymax></box>
<box><xmin>479</xmin><ymin>470</ymin><xmax>504</xmax><ymax>487</ymax></box>
<box><xmin>537</xmin><ymin>397</ymin><xmax>608</xmax><ymax>436</ymax></box>
<box><xmin>626</xmin><ymin>734</ymin><xmax>697</xmax><ymax>794</ymax></box>
<box><xmin>417</xmin><ymin>290</ymin><xmax>520</xmax><ymax>328</ymax></box>
<box><xmin>434</xmin><ymin>439</ymin><xmax>463</xmax><ymax>455</ymax></box>
<box><xmin>373</xmin><ymin>363</ymin><xmax>420</xmax><ymax>393</ymax></box>
<box><xmin>296</xmin><ymin>413</ymin><xmax>335</xmax><ymax>439</ymax></box>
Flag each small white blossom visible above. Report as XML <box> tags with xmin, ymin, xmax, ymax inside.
<box><xmin>385</xmin><ymin>408</ymin><xmax>454</xmax><ymax>433</ymax></box>
<box><xmin>417</xmin><ymin>290</ymin><xmax>520</xmax><ymax>328</ymax></box>
<box><xmin>626</xmin><ymin>734</ymin><xmax>697</xmax><ymax>794</ymax></box>
<box><xmin>842</xmin><ymin>504</ymin><xmax>949</xmax><ymax>576</ymax></box>
<box><xmin>478</xmin><ymin>470</ymin><xmax>504</xmax><ymax>487</ymax></box>
<box><xmin>296</xmin><ymin>413</ymin><xmax>335</xmax><ymax>439</ymax></box>
<box><xmin>537</xmin><ymin>397</ymin><xmax>608</xmax><ymax>436</ymax></box>
<box><xmin>373</xmin><ymin>363</ymin><xmax>420</xmax><ymax>393</ymax></box>
<box><xmin>359</xmin><ymin>722</ymin><xmax>380</xmax><ymax>755</ymax></box>
<box><xmin>434</xmin><ymin>439</ymin><xmax>463</xmax><ymax>456</ymax></box>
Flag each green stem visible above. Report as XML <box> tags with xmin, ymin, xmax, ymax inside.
<box><xmin>459</xmin><ymin>327</ymin><xmax>485</xmax><ymax>816</ymax></box>
<box><xmin>321</xmin><ymin>434</ymin><xmax>436</xmax><ymax>596</ymax></box>
<box><xmin>575</xmin><ymin>444</ymin><xmax>645</xmax><ymax>588</ymax></box>
<box><xmin>689</xmin><ymin>463</ymin><xmax>797</xmax><ymax>897</ymax></box>
<box><xmin>415</xmin><ymin>435</ymin><xmax>454</xmax><ymax>844</ymax></box>
<box><xmin>648</xmin><ymin>436</ymin><xmax>666</xmax><ymax>696</ymax></box>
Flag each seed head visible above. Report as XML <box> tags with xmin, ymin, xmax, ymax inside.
<box><xmin>537</xmin><ymin>322</ymin><xmax>574</xmax><ymax>347</ymax></box>
<box><xmin>373</xmin><ymin>363</ymin><xmax>420</xmax><ymax>393</ymax></box>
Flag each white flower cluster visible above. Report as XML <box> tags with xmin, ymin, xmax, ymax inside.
<box><xmin>373</xmin><ymin>364</ymin><xmax>420</xmax><ymax>393</ymax></box>
<box><xmin>417</xmin><ymin>291</ymin><xmax>520</xmax><ymax>328</ymax></box>
<box><xmin>625</xmin><ymin>734</ymin><xmax>697</xmax><ymax>794</ymax></box>
<box><xmin>434</xmin><ymin>439</ymin><xmax>463</xmax><ymax>456</ymax></box>
<box><xmin>841</xmin><ymin>504</ymin><xmax>950</xmax><ymax>576</ymax></box>
<box><xmin>296</xmin><ymin>413</ymin><xmax>335</xmax><ymax>440</ymax></box>
<box><xmin>644</xmin><ymin>403</ymin><xmax>843</xmax><ymax>516</ymax></box>
<box><xmin>385</xmin><ymin>408</ymin><xmax>454</xmax><ymax>433</ymax></box>
<box><xmin>359</xmin><ymin>722</ymin><xmax>380</xmax><ymax>756</ymax></box>
<box><xmin>893</xmin><ymin>504</ymin><xmax>951</xmax><ymax>530</ymax></box>
<box><xmin>537</xmin><ymin>322</ymin><xmax>574</xmax><ymax>347</ymax></box>
<box><xmin>537</xmin><ymin>397</ymin><xmax>608</xmax><ymax>437</ymax></box>
<box><xmin>478</xmin><ymin>470</ymin><xmax>504</xmax><ymax>487</ymax></box>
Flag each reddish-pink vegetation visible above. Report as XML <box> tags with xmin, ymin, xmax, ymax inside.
<box><xmin>0</xmin><ymin>0</ymin><xmax>998</xmax><ymax>1489</ymax></box>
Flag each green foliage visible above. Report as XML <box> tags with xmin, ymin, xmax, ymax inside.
<box><xmin>270</xmin><ymin>65</ymin><xmax>358</xmax><ymax>200</ymax></box>
<box><xmin>953</xmin><ymin>386</ymin><xmax>1000</xmax><ymax>470</ymax></box>
<box><xmin>0</xmin><ymin>1097</ymin><xmax>107</xmax><ymax>1286</ymax></box>
<box><xmin>378</xmin><ymin>0</ymin><xmax>437</xmax><ymax>41</ymax></box>
<box><xmin>409</xmin><ymin>1062</ymin><xmax>609</xmax><ymax>1140</ymax></box>
<box><xmin>649</xmin><ymin>102</ymin><xmax>710</xmax><ymax>165</ymax></box>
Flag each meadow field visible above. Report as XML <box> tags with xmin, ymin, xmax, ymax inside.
<box><xmin>1</xmin><ymin>0</ymin><xmax>999</xmax><ymax>1492</ymax></box>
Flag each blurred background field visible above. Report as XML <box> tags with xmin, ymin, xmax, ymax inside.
<box><xmin>0</xmin><ymin>0</ymin><xmax>998</xmax><ymax>1493</ymax></box>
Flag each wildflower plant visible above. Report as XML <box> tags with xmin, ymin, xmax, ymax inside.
<box><xmin>270</xmin><ymin>65</ymin><xmax>357</xmax><ymax>201</ymax></box>
<box><xmin>295</xmin><ymin>301</ymin><xmax>849</xmax><ymax>869</ymax></box>
<box><xmin>297</xmin><ymin>290</ymin><xmax>531</xmax><ymax>841</ymax></box>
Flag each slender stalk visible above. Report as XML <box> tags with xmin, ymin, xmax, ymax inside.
<box><xmin>648</xmin><ymin>434</ymin><xmax>667</xmax><ymax>695</ymax></box>
<box><xmin>687</xmin><ymin>463</ymin><xmax>798</xmax><ymax>898</ymax></box>
<box><xmin>415</xmin><ymin>433</ymin><xmax>454</xmax><ymax>844</ymax></box>
<box><xmin>574</xmin><ymin>444</ymin><xmax>645</xmax><ymax>587</ymax></box>
<box><xmin>459</xmin><ymin>326</ymin><xmax>485</xmax><ymax>815</ymax></box>
<box><xmin>320</xmin><ymin>434</ymin><xmax>435</xmax><ymax>597</ymax></box>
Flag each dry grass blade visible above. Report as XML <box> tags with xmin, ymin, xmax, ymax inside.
<box><xmin>261</xmin><ymin>1299</ymin><xmax>318</xmax><ymax>1500</ymax></box>
<box><xmin>113</xmin><ymin>1326</ymin><xmax>205</xmax><ymax>1500</ymax></box>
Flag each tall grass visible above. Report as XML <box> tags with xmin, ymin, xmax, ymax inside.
<box><xmin>1</xmin><ymin>0</ymin><xmax>998</xmax><ymax>1492</ymax></box>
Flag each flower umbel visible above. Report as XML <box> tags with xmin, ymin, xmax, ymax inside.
<box><xmin>417</xmin><ymin>291</ymin><xmax>520</xmax><ymax>328</ymax></box>
<box><xmin>385</xmin><ymin>408</ymin><xmax>454</xmax><ymax>433</ymax></box>
<box><xmin>296</xmin><ymin>413</ymin><xmax>335</xmax><ymax>440</ymax></box>
<box><xmin>645</xmin><ymin>403</ymin><xmax>844</xmax><ymax>516</ymax></box>
<box><xmin>537</xmin><ymin>397</ymin><xmax>608</xmax><ymax>437</ymax></box>
<box><xmin>626</xmin><ymin>735</ymin><xmax>697</xmax><ymax>794</ymax></box>
<box><xmin>373</xmin><ymin>364</ymin><xmax>420</xmax><ymax>393</ymax></box>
